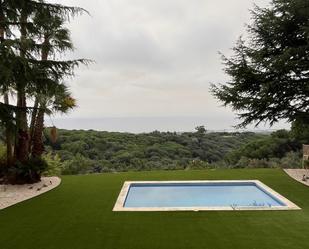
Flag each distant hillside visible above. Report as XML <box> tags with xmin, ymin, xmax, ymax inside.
<box><xmin>0</xmin><ymin>127</ymin><xmax>303</xmax><ymax>175</ymax></box>
<box><xmin>40</xmin><ymin>128</ymin><xmax>299</xmax><ymax>174</ymax></box>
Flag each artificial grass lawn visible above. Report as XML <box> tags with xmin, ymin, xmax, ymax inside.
<box><xmin>0</xmin><ymin>169</ymin><xmax>309</xmax><ymax>249</ymax></box>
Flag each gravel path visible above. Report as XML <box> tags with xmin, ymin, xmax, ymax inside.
<box><xmin>0</xmin><ymin>177</ymin><xmax>61</xmax><ymax>210</ymax></box>
<box><xmin>284</xmin><ymin>169</ymin><xmax>309</xmax><ymax>187</ymax></box>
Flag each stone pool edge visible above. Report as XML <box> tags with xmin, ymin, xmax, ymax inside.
<box><xmin>112</xmin><ymin>180</ymin><xmax>301</xmax><ymax>212</ymax></box>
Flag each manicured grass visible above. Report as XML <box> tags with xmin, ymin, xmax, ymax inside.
<box><xmin>0</xmin><ymin>169</ymin><xmax>309</xmax><ymax>249</ymax></box>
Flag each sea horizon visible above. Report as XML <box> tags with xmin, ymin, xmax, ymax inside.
<box><xmin>46</xmin><ymin>116</ymin><xmax>290</xmax><ymax>134</ymax></box>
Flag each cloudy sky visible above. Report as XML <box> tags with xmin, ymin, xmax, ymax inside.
<box><xmin>48</xmin><ymin>0</ymin><xmax>289</xmax><ymax>132</ymax></box>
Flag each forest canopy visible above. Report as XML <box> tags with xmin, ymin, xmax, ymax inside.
<box><xmin>0</xmin><ymin>128</ymin><xmax>298</xmax><ymax>175</ymax></box>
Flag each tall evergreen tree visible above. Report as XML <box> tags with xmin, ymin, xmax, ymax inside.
<box><xmin>211</xmin><ymin>0</ymin><xmax>309</xmax><ymax>128</ymax></box>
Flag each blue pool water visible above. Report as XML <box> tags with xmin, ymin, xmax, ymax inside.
<box><xmin>124</xmin><ymin>182</ymin><xmax>286</xmax><ymax>208</ymax></box>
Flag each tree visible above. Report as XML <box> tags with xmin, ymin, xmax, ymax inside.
<box><xmin>195</xmin><ymin>125</ymin><xmax>207</xmax><ymax>134</ymax></box>
<box><xmin>211</xmin><ymin>0</ymin><xmax>309</xmax><ymax>128</ymax></box>
<box><xmin>30</xmin><ymin>7</ymin><xmax>77</xmax><ymax>157</ymax></box>
<box><xmin>31</xmin><ymin>85</ymin><xmax>76</xmax><ymax>157</ymax></box>
<box><xmin>0</xmin><ymin>0</ymin><xmax>87</xmax><ymax>182</ymax></box>
<box><xmin>0</xmin><ymin>1</ymin><xmax>14</xmax><ymax>165</ymax></box>
<box><xmin>291</xmin><ymin>119</ymin><xmax>309</xmax><ymax>143</ymax></box>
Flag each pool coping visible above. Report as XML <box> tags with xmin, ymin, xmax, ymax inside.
<box><xmin>113</xmin><ymin>180</ymin><xmax>301</xmax><ymax>211</ymax></box>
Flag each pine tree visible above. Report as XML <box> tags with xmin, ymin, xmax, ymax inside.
<box><xmin>211</xmin><ymin>0</ymin><xmax>309</xmax><ymax>128</ymax></box>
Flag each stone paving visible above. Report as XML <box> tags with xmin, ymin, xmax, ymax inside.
<box><xmin>284</xmin><ymin>169</ymin><xmax>309</xmax><ymax>187</ymax></box>
<box><xmin>0</xmin><ymin>177</ymin><xmax>61</xmax><ymax>210</ymax></box>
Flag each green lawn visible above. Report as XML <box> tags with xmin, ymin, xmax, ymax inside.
<box><xmin>1</xmin><ymin>169</ymin><xmax>309</xmax><ymax>249</ymax></box>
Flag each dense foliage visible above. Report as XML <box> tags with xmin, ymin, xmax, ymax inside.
<box><xmin>30</xmin><ymin>128</ymin><xmax>302</xmax><ymax>175</ymax></box>
<box><xmin>41</xmin><ymin>129</ymin><xmax>261</xmax><ymax>173</ymax></box>
<box><xmin>225</xmin><ymin>129</ymin><xmax>302</xmax><ymax>168</ymax></box>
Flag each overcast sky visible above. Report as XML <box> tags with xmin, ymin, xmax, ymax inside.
<box><xmin>48</xmin><ymin>0</ymin><xmax>289</xmax><ymax>131</ymax></box>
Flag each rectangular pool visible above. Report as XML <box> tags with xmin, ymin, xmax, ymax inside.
<box><xmin>113</xmin><ymin>180</ymin><xmax>300</xmax><ymax>211</ymax></box>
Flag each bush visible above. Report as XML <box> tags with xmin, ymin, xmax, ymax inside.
<box><xmin>280</xmin><ymin>151</ymin><xmax>302</xmax><ymax>168</ymax></box>
<box><xmin>61</xmin><ymin>154</ymin><xmax>94</xmax><ymax>175</ymax></box>
<box><xmin>232</xmin><ymin>151</ymin><xmax>302</xmax><ymax>169</ymax></box>
<box><xmin>186</xmin><ymin>160</ymin><xmax>211</xmax><ymax>170</ymax></box>
<box><xmin>7</xmin><ymin>157</ymin><xmax>48</xmax><ymax>184</ymax></box>
<box><xmin>247</xmin><ymin>158</ymin><xmax>272</xmax><ymax>168</ymax></box>
<box><xmin>42</xmin><ymin>153</ymin><xmax>63</xmax><ymax>176</ymax></box>
<box><xmin>235</xmin><ymin>156</ymin><xmax>250</xmax><ymax>168</ymax></box>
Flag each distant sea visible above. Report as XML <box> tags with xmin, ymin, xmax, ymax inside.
<box><xmin>46</xmin><ymin>116</ymin><xmax>290</xmax><ymax>134</ymax></box>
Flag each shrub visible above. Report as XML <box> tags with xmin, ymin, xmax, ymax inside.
<box><xmin>280</xmin><ymin>151</ymin><xmax>302</xmax><ymax>168</ymax></box>
<box><xmin>42</xmin><ymin>153</ymin><xmax>63</xmax><ymax>176</ymax></box>
<box><xmin>186</xmin><ymin>160</ymin><xmax>211</xmax><ymax>170</ymax></box>
<box><xmin>232</xmin><ymin>151</ymin><xmax>302</xmax><ymax>169</ymax></box>
<box><xmin>235</xmin><ymin>156</ymin><xmax>250</xmax><ymax>168</ymax></box>
<box><xmin>61</xmin><ymin>154</ymin><xmax>94</xmax><ymax>175</ymax></box>
<box><xmin>247</xmin><ymin>158</ymin><xmax>272</xmax><ymax>168</ymax></box>
<box><xmin>7</xmin><ymin>157</ymin><xmax>48</xmax><ymax>184</ymax></box>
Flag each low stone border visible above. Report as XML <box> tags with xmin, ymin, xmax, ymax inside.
<box><xmin>113</xmin><ymin>180</ymin><xmax>300</xmax><ymax>212</ymax></box>
<box><xmin>284</xmin><ymin>169</ymin><xmax>309</xmax><ymax>187</ymax></box>
<box><xmin>0</xmin><ymin>177</ymin><xmax>61</xmax><ymax>210</ymax></box>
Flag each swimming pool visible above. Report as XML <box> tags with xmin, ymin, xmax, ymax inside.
<box><xmin>113</xmin><ymin>180</ymin><xmax>300</xmax><ymax>211</ymax></box>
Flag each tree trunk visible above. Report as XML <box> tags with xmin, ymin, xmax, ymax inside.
<box><xmin>31</xmin><ymin>105</ymin><xmax>45</xmax><ymax>157</ymax></box>
<box><xmin>15</xmin><ymin>10</ymin><xmax>29</xmax><ymax>163</ymax></box>
<box><xmin>4</xmin><ymin>94</ymin><xmax>14</xmax><ymax>166</ymax></box>
<box><xmin>15</xmin><ymin>91</ymin><xmax>29</xmax><ymax>162</ymax></box>
<box><xmin>29</xmin><ymin>97</ymin><xmax>39</xmax><ymax>150</ymax></box>
<box><xmin>30</xmin><ymin>36</ymin><xmax>49</xmax><ymax>157</ymax></box>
